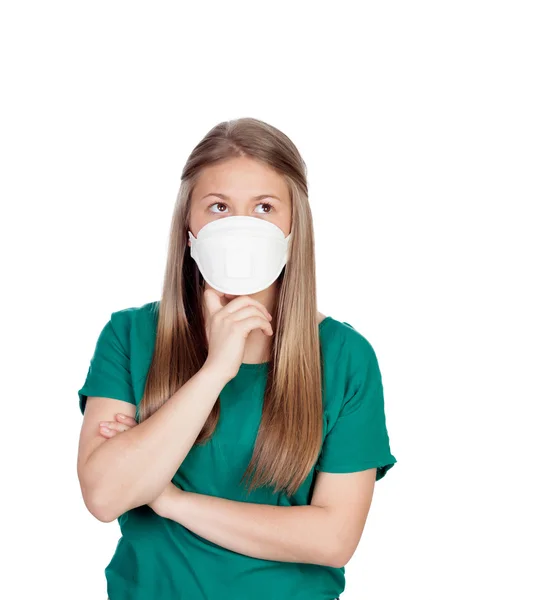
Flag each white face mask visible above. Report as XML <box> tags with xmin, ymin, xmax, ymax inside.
<box><xmin>188</xmin><ymin>216</ymin><xmax>292</xmax><ymax>295</ymax></box>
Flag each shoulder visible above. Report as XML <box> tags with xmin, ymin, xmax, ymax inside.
<box><xmin>107</xmin><ymin>300</ymin><xmax>159</xmax><ymax>342</ymax></box>
<box><xmin>319</xmin><ymin>314</ymin><xmax>380</xmax><ymax>374</ymax></box>
<box><xmin>110</xmin><ymin>300</ymin><xmax>159</xmax><ymax>321</ymax></box>
<box><xmin>319</xmin><ymin>313</ymin><xmax>376</xmax><ymax>352</ymax></box>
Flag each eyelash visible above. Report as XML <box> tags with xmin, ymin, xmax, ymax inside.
<box><xmin>208</xmin><ymin>202</ymin><xmax>275</xmax><ymax>214</ymax></box>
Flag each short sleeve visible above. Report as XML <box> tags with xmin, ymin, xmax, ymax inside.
<box><xmin>77</xmin><ymin>312</ymin><xmax>136</xmax><ymax>415</ymax></box>
<box><xmin>316</xmin><ymin>338</ymin><xmax>397</xmax><ymax>480</ymax></box>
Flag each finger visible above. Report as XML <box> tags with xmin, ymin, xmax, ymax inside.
<box><xmin>99</xmin><ymin>421</ymin><xmax>128</xmax><ymax>433</ymax></box>
<box><xmin>237</xmin><ymin>315</ymin><xmax>273</xmax><ymax>337</ymax></box>
<box><xmin>115</xmin><ymin>413</ymin><xmax>138</xmax><ymax>426</ymax></box>
<box><xmin>99</xmin><ymin>426</ymin><xmax>117</xmax><ymax>438</ymax></box>
<box><xmin>203</xmin><ymin>288</ymin><xmax>226</xmax><ymax>319</ymax></box>
<box><xmin>227</xmin><ymin>305</ymin><xmax>271</xmax><ymax>324</ymax></box>
<box><xmin>220</xmin><ymin>296</ymin><xmax>273</xmax><ymax>320</ymax></box>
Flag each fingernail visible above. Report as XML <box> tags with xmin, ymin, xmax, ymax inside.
<box><xmin>99</xmin><ymin>421</ymin><xmax>108</xmax><ymax>426</ymax></box>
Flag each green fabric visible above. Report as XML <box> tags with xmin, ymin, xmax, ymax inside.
<box><xmin>78</xmin><ymin>301</ymin><xmax>397</xmax><ymax>600</ymax></box>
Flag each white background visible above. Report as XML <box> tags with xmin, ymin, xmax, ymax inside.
<box><xmin>2</xmin><ymin>1</ymin><xmax>555</xmax><ymax>598</ymax></box>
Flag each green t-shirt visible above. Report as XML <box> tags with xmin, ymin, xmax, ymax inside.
<box><xmin>77</xmin><ymin>300</ymin><xmax>397</xmax><ymax>600</ymax></box>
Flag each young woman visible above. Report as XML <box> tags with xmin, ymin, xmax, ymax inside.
<box><xmin>77</xmin><ymin>117</ymin><xmax>397</xmax><ymax>600</ymax></box>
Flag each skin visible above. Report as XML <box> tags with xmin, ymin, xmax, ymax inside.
<box><xmin>187</xmin><ymin>155</ymin><xmax>314</xmax><ymax>363</ymax></box>
<box><xmin>99</xmin><ymin>413</ymin><xmax>377</xmax><ymax>567</ymax></box>
<box><xmin>95</xmin><ymin>157</ymin><xmax>377</xmax><ymax>567</ymax></box>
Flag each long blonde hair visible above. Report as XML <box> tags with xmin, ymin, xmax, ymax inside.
<box><xmin>140</xmin><ymin>117</ymin><xmax>323</xmax><ymax>497</ymax></box>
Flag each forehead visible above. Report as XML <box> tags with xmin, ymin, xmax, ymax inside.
<box><xmin>193</xmin><ymin>157</ymin><xmax>289</xmax><ymax>200</ymax></box>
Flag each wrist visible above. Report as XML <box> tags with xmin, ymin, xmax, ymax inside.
<box><xmin>199</xmin><ymin>362</ymin><xmax>232</xmax><ymax>387</ymax></box>
<box><xmin>161</xmin><ymin>489</ymin><xmax>192</xmax><ymax>521</ymax></box>
<box><xmin>156</xmin><ymin>487</ymin><xmax>180</xmax><ymax>520</ymax></box>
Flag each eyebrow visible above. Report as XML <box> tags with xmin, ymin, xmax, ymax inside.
<box><xmin>200</xmin><ymin>193</ymin><xmax>282</xmax><ymax>203</ymax></box>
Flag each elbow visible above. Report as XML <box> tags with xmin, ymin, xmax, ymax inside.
<box><xmin>319</xmin><ymin>539</ymin><xmax>346</xmax><ymax>569</ymax></box>
<box><xmin>328</xmin><ymin>545</ymin><xmax>354</xmax><ymax>569</ymax></box>
<box><xmin>84</xmin><ymin>490</ymin><xmax>119</xmax><ymax>523</ymax></box>
<box><xmin>90</xmin><ymin>504</ymin><xmax>118</xmax><ymax>524</ymax></box>
<box><xmin>81</xmin><ymin>478</ymin><xmax>145</xmax><ymax>523</ymax></box>
<box><xmin>325</xmin><ymin>528</ymin><xmax>358</xmax><ymax>569</ymax></box>
<box><xmin>79</xmin><ymin>475</ymin><xmax>119</xmax><ymax>523</ymax></box>
<box><xmin>78</xmin><ymin>464</ymin><xmax>121</xmax><ymax>523</ymax></box>
<box><xmin>327</xmin><ymin>550</ymin><xmax>348</xmax><ymax>570</ymax></box>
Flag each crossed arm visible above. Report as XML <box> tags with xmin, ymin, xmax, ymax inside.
<box><xmin>97</xmin><ymin>413</ymin><xmax>377</xmax><ymax>568</ymax></box>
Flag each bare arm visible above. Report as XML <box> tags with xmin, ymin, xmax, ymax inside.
<box><xmin>151</xmin><ymin>468</ymin><xmax>377</xmax><ymax>568</ymax></box>
<box><xmin>162</xmin><ymin>492</ymin><xmax>337</xmax><ymax>566</ymax></box>
<box><xmin>78</xmin><ymin>364</ymin><xmax>228</xmax><ymax>523</ymax></box>
<box><xmin>78</xmin><ymin>288</ymin><xmax>273</xmax><ymax>524</ymax></box>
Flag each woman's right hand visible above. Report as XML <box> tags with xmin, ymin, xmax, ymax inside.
<box><xmin>202</xmin><ymin>287</ymin><xmax>273</xmax><ymax>382</ymax></box>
